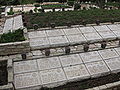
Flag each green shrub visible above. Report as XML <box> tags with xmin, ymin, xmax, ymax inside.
<box><xmin>0</xmin><ymin>29</ymin><xmax>25</xmax><ymax>43</ymax></box>
<box><xmin>7</xmin><ymin>7</ymin><xmax>14</xmax><ymax>15</ymax></box>
<box><xmin>67</xmin><ymin>1</ymin><xmax>74</xmax><ymax>6</ymax></box>
<box><xmin>25</xmin><ymin>9</ymin><xmax>120</xmax><ymax>29</ymax></box>
<box><xmin>74</xmin><ymin>3</ymin><xmax>81</xmax><ymax>10</ymax></box>
<box><xmin>34</xmin><ymin>4</ymin><xmax>40</xmax><ymax>7</ymax></box>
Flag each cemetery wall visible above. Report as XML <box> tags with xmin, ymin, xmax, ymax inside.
<box><xmin>0</xmin><ymin>40</ymin><xmax>30</xmax><ymax>56</ymax></box>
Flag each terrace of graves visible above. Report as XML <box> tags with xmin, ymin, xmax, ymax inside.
<box><xmin>13</xmin><ymin>47</ymin><xmax>120</xmax><ymax>89</ymax></box>
<box><xmin>28</xmin><ymin>24</ymin><xmax>120</xmax><ymax>50</ymax></box>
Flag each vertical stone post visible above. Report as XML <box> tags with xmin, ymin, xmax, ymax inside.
<box><xmin>21</xmin><ymin>53</ymin><xmax>27</xmax><ymax>60</ymax></box>
<box><xmin>45</xmin><ymin>49</ymin><xmax>50</xmax><ymax>56</ymax></box>
<box><xmin>83</xmin><ymin>44</ymin><xmax>89</xmax><ymax>52</ymax></box>
<box><xmin>65</xmin><ymin>46</ymin><xmax>71</xmax><ymax>54</ymax></box>
<box><xmin>101</xmin><ymin>42</ymin><xmax>107</xmax><ymax>49</ymax></box>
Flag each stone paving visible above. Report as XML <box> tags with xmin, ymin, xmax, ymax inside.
<box><xmin>13</xmin><ymin>47</ymin><xmax>120</xmax><ymax>89</ymax></box>
<box><xmin>3</xmin><ymin>15</ymin><xmax>23</xmax><ymax>33</ymax></box>
<box><xmin>29</xmin><ymin>24</ymin><xmax>120</xmax><ymax>49</ymax></box>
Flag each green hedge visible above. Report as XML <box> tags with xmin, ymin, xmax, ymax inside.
<box><xmin>41</xmin><ymin>4</ymin><xmax>70</xmax><ymax>9</ymax></box>
<box><xmin>25</xmin><ymin>9</ymin><xmax>120</xmax><ymax>29</ymax></box>
<box><xmin>0</xmin><ymin>29</ymin><xmax>25</xmax><ymax>43</ymax></box>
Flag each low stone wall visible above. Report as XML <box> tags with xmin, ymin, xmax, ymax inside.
<box><xmin>0</xmin><ymin>40</ymin><xmax>30</xmax><ymax>56</ymax></box>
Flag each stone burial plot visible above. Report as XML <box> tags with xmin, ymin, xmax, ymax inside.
<box><xmin>79</xmin><ymin>51</ymin><xmax>102</xmax><ymax>63</ymax></box>
<box><xmin>63</xmin><ymin>64</ymin><xmax>90</xmax><ymax>82</ymax></box>
<box><xmin>14</xmin><ymin>60</ymin><xmax>38</xmax><ymax>74</ymax></box>
<box><xmin>39</xmin><ymin>68</ymin><xmax>67</xmax><ymax>88</ymax></box>
<box><xmin>59</xmin><ymin>54</ymin><xmax>83</xmax><ymax>67</ymax></box>
<box><xmin>105</xmin><ymin>57</ymin><xmax>120</xmax><ymax>73</ymax></box>
<box><xmin>85</xmin><ymin>60</ymin><xmax>110</xmax><ymax>78</ymax></box>
<box><xmin>37</xmin><ymin>57</ymin><xmax>61</xmax><ymax>71</ymax></box>
<box><xmin>3</xmin><ymin>15</ymin><xmax>23</xmax><ymax>33</ymax></box>
<box><xmin>14</xmin><ymin>72</ymin><xmax>42</xmax><ymax>89</ymax></box>
<box><xmin>28</xmin><ymin>24</ymin><xmax>120</xmax><ymax>50</ymax></box>
<box><xmin>98</xmin><ymin>48</ymin><xmax>119</xmax><ymax>60</ymax></box>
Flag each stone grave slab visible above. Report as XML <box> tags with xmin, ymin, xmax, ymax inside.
<box><xmin>14</xmin><ymin>60</ymin><xmax>38</xmax><ymax>74</ymax></box>
<box><xmin>85</xmin><ymin>61</ymin><xmax>110</xmax><ymax>77</ymax></box>
<box><xmin>98</xmin><ymin>48</ymin><xmax>119</xmax><ymax>60</ymax></box>
<box><xmin>46</xmin><ymin>29</ymin><xmax>65</xmax><ymax>37</ymax></box>
<box><xmin>59</xmin><ymin>54</ymin><xmax>83</xmax><ymax>67</ymax></box>
<box><xmin>93</xmin><ymin>25</ymin><xmax>110</xmax><ymax>32</ymax></box>
<box><xmin>28</xmin><ymin>31</ymin><xmax>47</xmax><ymax>39</ymax></box>
<box><xmin>14</xmin><ymin>72</ymin><xmax>41</xmax><ymax>89</ymax></box>
<box><xmin>84</xmin><ymin>32</ymin><xmax>102</xmax><ymax>41</ymax></box>
<box><xmin>37</xmin><ymin>57</ymin><xmax>61</xmax><ymax>70</ymax></box>
<box><xmin>63</xmin><ymin>64</ymin><xmax>90</xmax><ymax>81</ymax></box>
<box><xmin>39</xmin><ymin>68</ymin><xmax>67</xmax><ymax>86</ymax></box>
<box><xmin>79</xmin><ymin>26</ymin><xmax>96</xmax><ymax>33</ymax></box>
<box><xmin>79</xmin><ymin>51</ymin><xmax>102</xmax><ymax>63</ymax></box>
<box><xmin>13</xmin><ymin>15</ymin><xmax>23</xmax><ymax>30</ymax></box>
<box><xmin>98</xmin><ymin>31</ymin><xmax>116</xmax><ymax>39</ymax></box>
<box><xmin>30</xmin><ymin>37</ymin><xmax>49</xmax><ymax>47</ymax></box>
<box><xmin>66</xmin><ymin>34</ymin><xmax>86</xmax><ymax>44</ymax></box>
<box><xmin>63</xmin><ymin>28</ymin><xmax>81</xmax><ymax>35</ymax></box>
<box><xmin>32</xmin><ymin>50</ymin><xmax>42</xmax><ymax>56</ymax></box>
<box><xmin>48</xmin><ymin>36</ymin><xmax>69</xmax><ymax>45</ymax></box>
<box><xmin>112</xmin><ymin>30</ymin><xmax>120</xmax><ymax>37</ymax></box>
<box><xmin>114</xmin><ymin>47</ymin><xmax>120</xmax><ymax>55</ymax></box>
<box><xmin>3</xmin><ymin>18</ymin><xmax>13</xmax><ymax>33</ymax></box>
<box><xmin>105</xmin><ymin>57</ymin><xmax>120</xmax><ymax>73</ymax></box>
<box><xmin>107</xmin><ymin>25</ymin><xmax>120</xmax><ymax>31</ymax></box>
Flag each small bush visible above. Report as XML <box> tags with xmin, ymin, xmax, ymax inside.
<box><xmin>74</xmin><ymin>3</ymin><xmax>81</xmax><ymax>10</ymax></box>
<box><xmin>34</xmin><ymin>4</ymin><xmax>40</xmax><ymax>7</ymax></box>
<box><xmin>0</xmin><ymin>29</ymin><xmax>25</xmax><ymax>43</ymax></box>
<box><xmin>7</xmin><ymin>7</ymin><xmax>14</xmax><ymax>15</ymax></box>
<box><xmin>67</xmin><ymin>1</ymin><xmax>74</xmax><ymax>6</ymax></box>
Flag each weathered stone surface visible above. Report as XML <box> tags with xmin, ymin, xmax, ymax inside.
<box><xmin>113</xmin><ymin>30</ymin><xmax>120</xmax><ymax>37</ymax></box>
<box><xmin>79</xmin><ymin>51</ymin><xmax>102</xmax><ymax>63</ymax></box>
<box><xmin>30</xmin><ymin>37</ymin><xmax>49</xmax><ymax>47</ymax></box>
<box><xmin>84</xmin><ymin>32</ymin><xmax>102</xmax><ymax>41</ymax></box>
<box><xmin>14</xmin><ymin>72</ymin><xmax>41</xmax><ymax>89</ymax></box>
<box><xmin>59</xmin><ymin>54</ymin><xmax>83</xmax><ymax>67</ymax></box>
<box><xmin>48</xmin><ymin>36</ymin><xmax>68</xmax><ymax>45</ymax></box>
<box><xmin>39</xmin><ymin>68</ymin><xmax>66</xmax><ymax>85</ymax></box>
<box><xmin>85</xmin><ymin>61</ymin><xmax>110</xmax><ymax>77</ymax></box>
<box><xmin>107</xmin><ymin>24</ymin><xmax>119</xmax><ymax>31</ymax></box>
<box><xmin>98</xmin><ymin>31</ymin><xmax>116</xmax><ymax>39</ymax></box>
<box><xmin>67</xmin><ymin>34</ymin><xmax>86</xmax><ymax>43</ymax></box>
<box><xmin>14</xmin><ymin>60</ymin><xmax>38</xmax><ymax>74</ymax></box>
<box><xmin>63</xmin><ymin>64</ymin><xmax>90</xmax><ymax>81</ymax></box>
<box><xmin>28</xmin><ymin>31</ymin><xmax>46</xmax><ymax>38</ymax></box>
<box><xmin>79</xmin><ymin>26</ymin><xmax>96</xmax><ymax>33</ymax></box>
<box><xmin>98</xmin><ymin>48</ymin><xmax>119</xmax><ymax>60</ymax></box>
<box><xmin>94</xmin><ymin>25</ymin><xmax>110</xmax><ymax>32</ymax></box>
<box><xmin>46</xmin><ymin>29</ymin><xmax>64</xmax><ymax>37</ymax></box>
<box><xmin>105</xmin><ymin>57</ymin><xmax>120</xmax><ymax>73</ymax></box>
<box><xmin>63</xmin><ymin>28</ymin><xmax>81</xmax><ymax>35</ymax></box>
<box><xmin>37</xmin><ymin>57</ymin><xmax>61</xmax><ymax>70</ymax></box>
